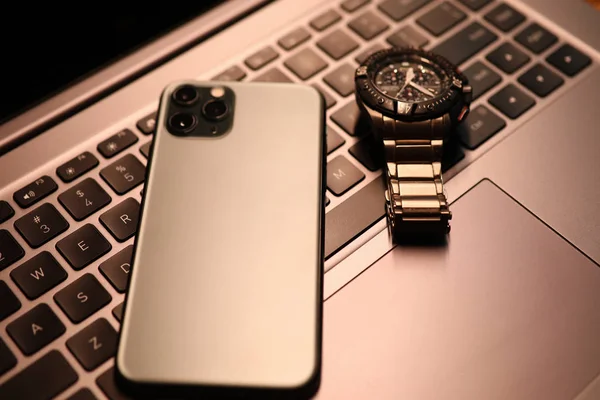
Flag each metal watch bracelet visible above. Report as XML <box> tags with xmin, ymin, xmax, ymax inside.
<box><xmin>376</xmin><ymin>115</ymin><xmax>452</xmax><ymax>238</ymax></box>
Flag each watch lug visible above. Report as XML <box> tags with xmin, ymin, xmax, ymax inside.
<box><xmin>356</xmin><ymin>66</ymin><xmax>368</xmax><ymax>78</ymax></box>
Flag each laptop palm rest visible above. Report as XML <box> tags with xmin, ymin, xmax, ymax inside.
<box><xmin>318</xmin><ymin>179</ymin><xmax>600</xmax><ymax>400</ymax></box>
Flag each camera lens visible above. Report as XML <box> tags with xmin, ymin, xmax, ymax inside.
<box><xmin>168</xmin><ymin>113</ymin><xmax>197</xmax><ymax>134</ymax></box>
<box><xmin>172</xmin><ymin>85</ymin><xmax>199</xmax><ymax>106</ymax></box>
<box><xmin>202</xmin><ymin>100</ymin><xmax>228</xmax><ymax>121</ymax></box>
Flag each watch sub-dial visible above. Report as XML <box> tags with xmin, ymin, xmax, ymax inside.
<box><xmin>375</xmin><ymin>61</ymin><xmax>445</xmax><ymax>103</ymax></box>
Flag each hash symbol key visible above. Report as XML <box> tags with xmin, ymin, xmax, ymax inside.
<box><xmin>14</xmin><ymin>204</ymin><xmax>69</xmax><ymax>248</ymax></box>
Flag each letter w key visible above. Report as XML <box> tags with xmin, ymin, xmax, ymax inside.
<box><xmin>10</xmin><ymin>252</ymin><xmax>67</xmax><ymax>300</ymax></box>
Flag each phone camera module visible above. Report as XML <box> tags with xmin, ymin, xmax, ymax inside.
<box><xmin>202</xmin><ymin>99</ymin><xmax>229</xmax><ymax>121</ymax></box>
<box><xmin>168</xmin><ymin>113</ymin><xmax>197</xmax><ymax>134</ymax></box>
<box><xmin>172</xmin><ymin>85</ymin><xmax>199</xmax><ymax>106</ymax></box>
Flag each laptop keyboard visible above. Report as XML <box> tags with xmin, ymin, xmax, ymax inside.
<box><xmin>0</xmin><ymin>0</ymin><xmax>593</xmax><ymax>398</ymax></box>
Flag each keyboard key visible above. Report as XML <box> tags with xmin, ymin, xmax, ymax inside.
<box><xmin>112</xmin><ymin>303</ymin><xmax>124</xmax><ymax>322</ymax></box>
<box><xmin>341</xmin><ymin>0</ymin><xmax>370</xmax><ymax>12</ymax></box>
<box><xmin>99</xmin><ymin>245</ymin><xmax>133</xmax><ymax>293</ymax></box>
<box><xmin>14</xmin><ymin>203</ymin><xmax>69</xmax><ymax>248</ymax></box>
<box><xmin>317</xmin><ymin>29</ymin><xmax>359</xmax><ymax>60</ymax></box>
<box><xmin>355</xmin><ymin>43</ymin><xmax>385</xmax><ymax>64</ymax></box>
<box><xmin>546</xmin><ymin>44</ymin><xmax>592</xmax><ymax>77</ymax></box>
<box><xmin>442</xmin><ymin>142</ymin><xmax>465</xmax><ymax>172</ymax></box>
<box><xmin>278</xmin><ymin>27</ymin><xmax>311</xmax><ymax>51</ymax></box>
<box><xmin>13</xmin><ymin>175</ymin><xmax>58</xmax><ymax>209</ymax></box>
<box><xmin>462</xmin><ymin>61</ymin><xmax>502</xmax><ymax>100</ymax></box>
<box><xmin>325</xmin><ymin>177</ymin><xmax>385</xmax><ymax>259</ymax></box>
<box><xmin>0</xmin><ymin>350</ymin><xmax>78</xmax><ymax>400</ymax></box>
<box><xmin>457</xmin><ymin>0</ymin><xmax>492</xmax><ymax>11</ymax></box>
<box><xmin>7</xmin><ymin>303</ymin><xmax>65</xmax><ymax>355</ymax></box>
<box><xmin>0</xmin><ymin>230</ymin><xmax>24</xmax><ymax>271</ymax></box>
<box><xmin>348</xmin><ymin>11</ymin><xmax>389</xmax><ymax>40</ymax></box>
<box><xmin>327</xmin><ymin>156</ymin><xmax>365</xmax><ymax>196</ymax></box>
<box><xmin>324</xmin><ymin>63</ymin><xmax>356</xmax><ymax>97</ymax></box>
<box><xmin>312</xmin><ymin>84</ymin><xmax>337</xmax><ymax>109</ymax></box>
<box><xmin>10</xmin><ymin>251</ymin><xmax>67</xmax><ymax>300</ymax></box>
<box><xmin>432</xmin><ymin>22</ymin><xmax>497</xmax><ymax>66</ymax></box>
<box><xmin>57</xmin><ymin>152</ymin><xmax>100</xmax><ymax>183</ymax></box>
<box><xmin>0</xmin><ymin>200</ymin><xmax>15</xmax><ymax>223</ymax></box>
<box><xmin>310</xmin><ymin>9</ymin><xmax>342</xmax><ymax>31</ymax></box>
<box><xmin>0</xmin><ymin>280</ymin><xmax>21</xmax><ymax>322</ymax></box>
<box><xmin>100</xmin><ymin>198</ymin><xmax>140</xmax><ymax>242</ymax></box>
<box><xmin>67</xmin><ymin>318</ymin><xmax>118</xmax><ymax>371</ymax></box>
<box><xmin>98</xmin><ymin>129</ymin><xmax>138</xmax><ymax>158</ymax></box>
<box><xmin>326</xmin><ymin>126</ymin><xmax>346</xmax><ymax>154</ymax></box>
<box><xmin>331</xmin><ymin>101</ymin><xmax>360</xmax><ymax>136</ymax></box>
<box><xmin>417</xmin><ymin>2</ymin><xmax>466</xmax><ymax>36</ymax></box>
<box><xmin>56</xmin><ymin>224</ymin><xmax>111</xmax><ymax>270</ymax></box>
<box><xmin>253</xmin><ymin>68</ymin><xmax>293</xmax><ymax>83</ymax></box>
<box><xmin>518</xmin><ymin>63</ymin><xmax>564</xmax><ymax>97</ymax></box>
<box><xmin>386</xmin><ymin>25</ymin><xmax>429</xmax><ymax>48</ymax></box>
<box><xmin>244</xmin><ymin>46</ymin><xmax>279</xmax><ymax>70</ymax></box>
<box><xmin>486</xmin><ymin>42</ymin><xmax>530</xmax><ymax>74</ymax></box>
<box><xmin>458</xmin><ymin>105</ymin><xmax>506</xmax><ymax>149</ymax></box>
<box><xmin>58</xmin><ymin>178</ymin><xmax>112</xmax><ymax>221</ymax></box>
<box><xmin>97</xmin><ymin>367</ymin><xmax>131</xmax><ymax>400</ymax></box>
<box><xmin>67</xmin><ymin>388</ymin><xmax>98</xmax><ymax>400</ymax></box>
<box><xmin>331</xmin><ymin>101</ymin><xmax>370</xmax><ymax>136</ymax></box>
<box><xmin>349</xmin><ymin>135</ymin><xmax>381</xmax><ymax>171</ymax></box>
<box><xmin>514</xmin><ymin>23</ymin><xmax>557</xmax><ymax>54</ymax></box>
<box><xmin>284</xmin><ymin>48</ymin><xmax>328</xmax><ymax>80</ymax></box>
<box><xmin>489</xmin><ymin>84</ymin><xmax>536</xmax><ymax>119</ymax></box>
<box><xmin>0</xmin><ymin>338</ymin><xmax>17</xmax><ymax>376</ymax></box>
<box><xmin>484</xmin><ymin>3</ymin><xmax>525</xmax><ymax>32</ymax></box>
<box><xmin>55</xmin><ymin>274</ymin><xmax>112</xmax><ymax>323</ymax></box>
<box><xmin>136</xmin><ymin>112</ymin><xmax>157</xmax><ymax>135</ymax></box>
<box><xmin>100</xmin><ymin>154</ymin><xmax>146</xmax><ymax>195</ymax></box>
<box><xmin>212</xmin><ymin>65</ymin><xmax>247</xmax><ymax>81</ymax></box>
<box><xmin>140</xmin><ymin>141</ymin><xmax>152</xmax><ymax>158</ymax></box>
<box><xmin>378</xmin><ymin>0</ymin><xmax>431</xmax><ymax>21</ymax></box>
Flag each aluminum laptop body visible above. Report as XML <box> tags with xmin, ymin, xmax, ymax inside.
<box><xmin>1</xmin><ymin>0</ymin><xmax>599</xmax><ymax>399</ymax></box>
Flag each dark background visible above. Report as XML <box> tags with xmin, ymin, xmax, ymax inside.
<box><xmin>0</xmin><ymin>3</ymin><xmax>224</xmax><ymax>124</ymax></box>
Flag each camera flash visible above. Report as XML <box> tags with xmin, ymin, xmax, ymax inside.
<box><xmin>210</xmin><ymin>87</ymin><xmax>225</xmax><ymax>98</ymax></box>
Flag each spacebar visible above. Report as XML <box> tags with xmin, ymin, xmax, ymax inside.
<box><xmin>325</xmin><ymin>176</ymin><xmax>386</xmax><ymax>259</ymax></box>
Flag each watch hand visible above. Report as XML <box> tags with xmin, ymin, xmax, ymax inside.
<box><xmin>397</xmin><ymin>68</ymin><xmax>415</xmax><ymax>98</ymax></box>
<box><xmin>409</xmin><ymin>81</ymin><xmax>435</xmax><ymax>97</ymax></box>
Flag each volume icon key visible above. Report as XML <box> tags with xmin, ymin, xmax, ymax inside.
<box><xmin>14</xmin><ymin>176</ymin><xmax>58</xmax><ymax>208</ymax></box>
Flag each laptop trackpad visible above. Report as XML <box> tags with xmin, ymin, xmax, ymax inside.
<box><xmin>318</xmin><ymin>179</ymin><xmax>600</xmax><ymax>400</ymax></box>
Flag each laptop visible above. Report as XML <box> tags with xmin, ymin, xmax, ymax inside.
<box><xmin>1</xmin><ymin>0</ymin><xmax>599</xmax><ymax>398</ymax></box>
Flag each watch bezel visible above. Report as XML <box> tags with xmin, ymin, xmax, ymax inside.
<box><xmin>355</xmin><ymin>47</ymin><xmax>469</xmax><ymax>122</ymax></box>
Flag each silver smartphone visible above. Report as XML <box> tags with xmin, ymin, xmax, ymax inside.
<box><xmin>115</xmin><ymin>80</ymin><xmax>325</xmax><ymax>398</ymax></box>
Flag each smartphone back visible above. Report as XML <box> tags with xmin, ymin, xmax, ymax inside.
<box><xmin>116</xmin><ymin>81</ymin><xmax>325</xmax><ymax>396</ymax></box>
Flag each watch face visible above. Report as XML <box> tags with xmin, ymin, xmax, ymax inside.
<box><xmin>373</xmin><ymin>56</ymin><xmax>450</xmax><ymax>103</ymax></box>
<box><xmin>355</xmin><ymin>47</ymin><xmax>470</xmax><ymax>121</ymax></box>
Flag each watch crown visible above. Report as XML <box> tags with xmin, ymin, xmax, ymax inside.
<box><xmin>462</xmin><ymin>85</ymin><xmax>473</xmax><ymax>103</ymax></box>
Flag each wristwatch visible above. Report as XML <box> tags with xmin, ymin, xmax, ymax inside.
<box><xmin>354</xmin><ymin>47</ymin><xmax>472</xmax><ymax>239</ymax></box>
